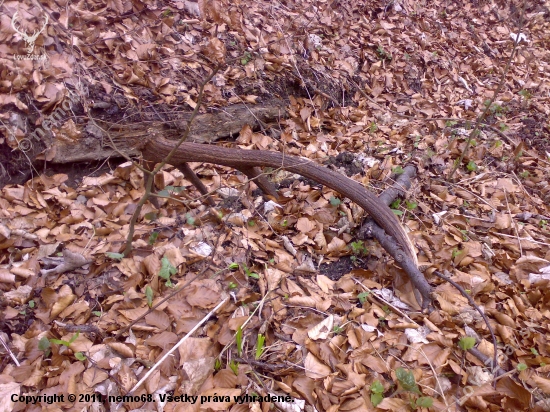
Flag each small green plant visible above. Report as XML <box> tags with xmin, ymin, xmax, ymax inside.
<box><xmin>330</xmin><ymin>196</ymin><xmax>342</xmax><ymax>206</ymax></box>
<box><xmin>459</xmin><ymin>336</ymin><xmax>476</xmax><ymax>351</ymax></box>
<box><xmin>392</xmin><ymin>166</ymin><xmax>404</xmax><ymax>175</ymax></box>
<box><xmin>243</xmin><ymin>264</ymin><xmax>259</xmax><ymax>279</ymax></box>
<box><xmin>531</xmin><ymin>347</ymin><xmax>539</xmax><ymax>356</ymax></box>
<box><xmin>395</xmin><ymin>367</ymin><xmax>421</xmax><ymax>394</ymax></box>
<box><xmin>228</xmin><ymin>262</ymin><xmax>239</xmax><ymax>271</ymax></box>
<box><xmin>369</xmin><ymin>122</ymin><xmax>378</xmax><ymax>133</ymax></box>
<box><xmin>519</xmin><ymin>170</ymin><xmax>530</xmax><ymax>178</ymax></box>
<box><xmin>484</xmin><ymin>100</ymin><xmax>507</xmax><ymax>116</ymax></box>
<box><xmin>445</xmin><ymin>120</ymin><xmax>458</xmax><ymax>127</ymax></box>
<box><xmin>185</xmin><ymin>213</ymin><xmax>196</xmax><ymax>226</ymax></box>
<box><xmin>376</xmin><ymin>46</ymin><xmax>392</xmax><ymax>60</ymax></box>
<box><xmin>148</xmin><ymin>231</ymin><xmax>159</xmax><ymax>245</ymax></box>
<box><xmin>281</xmin><ymin>219</ymin><xmax>289</xmax><ymax>227</ymax></box>
<box><xmin>390</xmin><ymin>199</ymin><xmax>401</xmax><ymax>209</ymax></box>
<box><xmin>145</xmin><ymin>212</ymin><xmax>158</xmax><ymax>221</ymax></box>
<box><xmin>46</xmin><ymin>332</ymin><xmax>85</xmax><ymax>361</ymax></box>
<box><xmin>106</xmin><ymin>252</ymin><xmax>124</xmax><ymax>261</ymax></box>
<box><xmin>229</xmin><ymin>360</ymin><xmax>239</xmax><ymax>375</ymax></box>
<box><xmin>370</xmin><ymin>380</ymin><xmax>385</xmax><ymax>407</ymax></box>
<box><xmin>255</xmin><ymin>334</ymin><xmax>266</xmax><ymax>359</ymax></box>
<box><xmin>540</xmin><ymin>220</ymin><xmax>548</xmax><ymax>230</ymax></box>
<box><xmin>413</xmin><ymin>136</ymin><xmax>421</xmax><ymax>148</ymax></box>
<box><xmin>38</xmin><ymin>337</ymin><xmax>51</xmax><ymax>357</ymax></box>
<box><xmin>159</xmin><ymin>257</ymin><xmax>177</xmax><ymax>287</ymax></box>
<box><xmin>248</xmin><ymin>219</ymin><xmax>255</xmax><ymax>227</ymax></box>
<box><xmin>466</xmin><ymin>161</ymin><xmax>478</xmax><ymax>172</ymax></box>
<box><xmin>518</xmin><ymin>89</ymin><xmax>532</xmax><ymax>99</ymax></box>
<box><xmin>411</xmin><ymin>396</ymin><xmax>434</xmax><ymax>409</ymax></box>
<box><xmin>404</xmin><ymin>200</ymin><xmax>417</xmax><ymax>210</ymax></box>
<box><xmin>228</xmin><ymin>282</ymin><xmax>238</xmax><ymax>290</ymax></box>
<box><xmin>236</xmin><ymin>326</ymin><xmax>244</xmax><ymax>356</ymax></box>
<box><xmin>241</xmin><ymin>51</ymin><xmax>252</xmax><ymax>65</ymax></box>
<box><xmin>499</xmin><ymin>122</ymin><xmax>509</xmax><ymax>131</ymax></box>
<box><xmin>349</xmin><ymin>240</ymin><xmax>368</xmax><ymax>256</ymax></box>
<box><xmin>214</xmin><ymin>358</ymin><xmax>222</xmax><ymax>370</ymax></box>
<box><xmin>145</xmin><ymin>286</ymin><xmax>154</xmax><ymax>307</ymax></box>
<box><xmin>357</xmin><ymin>291</ymin><xmax>370</xmax><ymax>304</ymax></box>
<box><xmin>517</xmin><ymin>363</ymin><xmax>528</xmax><ymax>371</ymax></box>
<box><xmin>333</xmin><ymin>325</ymin><xmax>344</xmax><ymax>334</ymax></box>
<box><xmin>451</xmin><ymin>247</ymin><xmax>460</xmax><ymax>259</ymax></box>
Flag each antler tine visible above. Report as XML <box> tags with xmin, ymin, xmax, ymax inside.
<box><xmin>11</xmin><ymin>12</ymin><xmax>27</xmax><ymax>37</ymax></box>
<box><xmin>11</xmin><ymin>12</ymin><xmax>48</xmax><ymax>42</ymax></box>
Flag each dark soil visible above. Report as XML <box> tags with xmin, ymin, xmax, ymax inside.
<box><xmin>326</xmin><ymin>151</ymin><xmax>364</xmax><ymax>176</ymax></box>
<box><xmin>319</xmin><ymin>255</ymin><xmax>356</xmax><ymax>281</ymax></box>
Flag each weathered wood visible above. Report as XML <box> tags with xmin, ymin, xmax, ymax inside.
<box><xmin>45</xmin><ymin>99</ymin><xmax>286</xmax><ymax>164</ymax></box>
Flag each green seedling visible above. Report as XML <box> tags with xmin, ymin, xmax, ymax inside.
<box><xmin>145</xmin><ymin>286</ymin><xmax>154</xmax><ymax>307</ymax></box>
<box><xmin>390</xmin><ymin>199</ymin><xmax>401</xmax><ymax>209</ymax></box>
<box><xmin>236</xmin><ymin>326</ymin><xmax>243</xmax><ymax>357</ymax></box>
<box><xmin>229</xmin><ymin>360</ymin><xmax>239</xmax><ymax>375</ymax></box>
<box><xmin>241</xmin><ymin>51</ymin><xmax>252</xmax><ymax>65</ymax></box>
<box><xmin>255</xmin><ymin>334</ymin><xmax>266</xmax><ymax>359</ymax></box>
<box><xmin>242</xmin><ymin>264</ymin><xmax>259</xmax><ymax>279</ymax></box>
<box><xmin>46</xmin><ymin>332</ymin><xmax>86</xmax><ymax>361</ymax></box>
<box><xmin>459</xmin><ymin>336</ymin><xmax>476</xmax><ymax>351</ymax></box>
<box><xmin>357</xmin><ymin>292</ymin><xmax>370</xmax><ymax>304</ymax></box>
<box><xmin>106</xmin><ymin>252</ymin><xmax>124</xmax><ymax>261</ymax></box>
<box><xmin>148</xmin><ymin>231</ymin><xmax>159</xmax><ymax>245</ymax></box>
<box><xmin>330</xmin><ymin>196</ymin><xmax>342</xmax><ymax>206</ymax></box>
<box><xmin>405</xmin><ymin>200</ymin><xmax>417</xmax><ymax>210</ymax></box>
<box><xmin>369</xmin><ymin>122</ymin><xmax>378</xmax><ymax>133</ymax></box>
<box><xmin>370</xmin><ymin>380</ymin><xmax>385</xmax><ymax>407</ymax></box>
<box><xmin>467</xmin><ymin>161</ymin><xmax>478</xmax><ymax>172</ymax></box>
<box><xmin>518</xmin><ymin>89</ymin><xmax>532</xmax><ymax>99</ymax></box>
<box><xmin>349</xmin><ymin>240</ymin><xmax>368</xmax><ymax>256</ymax></box>
<box><xmin>159</xmin><ymin>257</ymin><xmax>177</xmax><ymax>287</ymax></box>
<box><xmin>392</xmin><ymin>166</ymin><xmax>404</xmax><ymax>175</ymax></box>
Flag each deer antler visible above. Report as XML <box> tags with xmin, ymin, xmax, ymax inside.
<box><xmin>11</xmin><ymin>12</ymin><xmax>48</xmax><ymax>54</ymax></box>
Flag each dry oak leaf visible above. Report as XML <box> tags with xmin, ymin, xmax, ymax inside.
<box><xmin>0</xmin><ymin>382</ymin><xmax>20</xmax><ymax>411</ymax></box>
<box><xmin>304</xmin><ymin>352</ymin><xmax>331</xmax><ymax>379</ymax></box>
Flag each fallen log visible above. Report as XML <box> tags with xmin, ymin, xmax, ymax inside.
<box><xmin>141</xmin><ymin>136</ymin><xmax>434</xmax><ymax>308</ymax></box>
